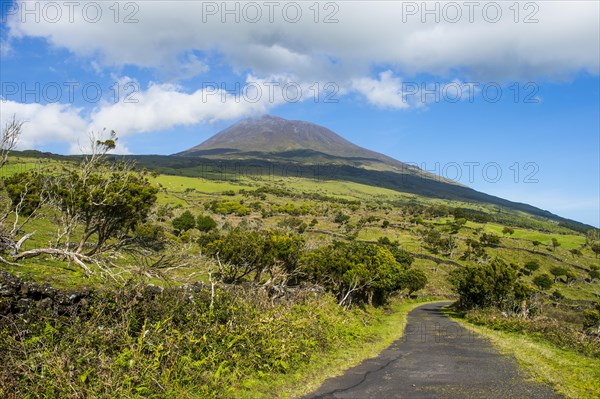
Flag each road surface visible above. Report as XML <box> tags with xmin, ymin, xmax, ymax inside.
<box><xmin>302</xmin><ymin>302</ymin><xmax>562</xmax><ymax>399</ymax></box>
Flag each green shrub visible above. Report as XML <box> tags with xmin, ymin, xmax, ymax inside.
<box><xmin>524</xmin><ymin>260</ymin><xmax>540</xmax><ymax>274</ymax></box>
<box><xmin>449</xmin><ymin>258</ymin><xmax>525</xmax><ymax>309</ymax></box>
<box><xmin>172</xmin><ymin>210</ymin><xmax>196</xmax><ymax>235</ymax></box>
<box><xmin>533</xmin><ymin>273</ymin><xmax>554</xmax><ymax>290</ymax></box>
<box><xmin>196</xmin><ymin>215</ymin><xmax>217</xmax><ymax>232</ymax></box>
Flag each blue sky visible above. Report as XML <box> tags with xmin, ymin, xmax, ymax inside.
<box><xmin>1</xmin><ymin>1</ymin><xmax>598</xmax><ymax>227</ymax></box>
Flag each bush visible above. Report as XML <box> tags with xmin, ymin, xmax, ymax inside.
<box><xmin>450</xmin><ymin>258</ymin><xmax>525</xmax><ymax>309</ymax></box>
<box><xmin>196</xmin><ymin>215</ymin><xmax>217</xmax><ymax>232</ymax></box>
<box><xmin>202</xmin><ymin>228</ymin><xmax>304</xmax><ymax>283</ymax></box>
<box><xmin>132</xmin><ymin>223</ymin><xmax>168</xmax><ymax>251</ymax></box>
<box><xmin>172</xmin><ymin>210</ymin><xmax>196</xmax><ymax>235</ymax></box>
<box><xmin>207</xmin><ymin>200</ymin><xmax>250</xmax><ymax>216</ymax></box>
<box><xmin>551</xmin><ymin>290</ymin><xmax>565</xmax><ymax>301</ymax></box>
<box><xmin>302</xmin><ymin>241</ymin><xmax>423</xmax><ymax>306</ymax></box>
<box><xmin>333</xmin><ymin>211</ymin><xmax>350</xmax><ymax>225</ymax></box>
<box><xmin>524</xmin><ymin>260</ymin><xmax>540</xmax><ymax>274</ymax></box>
<box><xmin>400</xmin><ymin>268</ymin><xmax>428</xmax><ymax>296</ymax></box>
<box><xmin>533</xmin><ymin>273</ymin><xmax>554</xmax><ymax>290</ymax></box>
<box><xmin>583</xmin><ymin>303</ymin><xmax>600</xmax><ymax>330</ymax></box>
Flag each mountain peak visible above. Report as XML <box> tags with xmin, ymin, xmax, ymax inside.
<box><xmin>179</xmin><ymin>115</ymin><xmax>397</xmax><ymax>163</ymax></box>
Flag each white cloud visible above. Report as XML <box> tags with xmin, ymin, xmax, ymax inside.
<box><xmin>351</xmin><ymin>71</ymin><xmax>410</xmax><ymax>109</ymax></box>
<box><xmin>5</xmin><ymin>1</ymin><xmax>598</xmax><ymax>82</ymax></box>
<box><xmin>89</xmin><ymin>77</ymin><xmax>285</xmax><ymax>135</ymax></box>
<box><xmin>2</xmin><ymin>1</ymin><xmax>598</xmax><ymax>150</ymax></box>
<box><xmin>0</xmin><ymin>100</ymin><xmax>88</xmax><ymax>151</ymax></box>
<box><xmin>2</xmin><ymin>73</ymin><xmax>332</xmax><ymax>152</ymax></box>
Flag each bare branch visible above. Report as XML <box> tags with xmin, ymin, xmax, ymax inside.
<box><xmin>0</xmin><ymin>255</ymin><xmax>21</xmax><ymax>266</ymax></box>
<box><xmin>13</xmin><ymin>232</ymin><xmax>35</xmax><ymax>254</ymax></box>
<box><xmin>12</xmin><ymin>248</ymin><xmax>93</xmax><ymax>275</ymax></box>
<box><xmin>0</xmin><ymin>115</ymin><xmax>24</xmax><ymax>169</ymax></box>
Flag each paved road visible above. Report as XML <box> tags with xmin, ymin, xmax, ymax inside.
<box><xmin>303</xmin><ymin>302</ymin><xmax>562</xmax><ymax>399</ymax></box>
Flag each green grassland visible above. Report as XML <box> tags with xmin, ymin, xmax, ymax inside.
<box><xmin>2</xmin><ymin>155</ymin><xmax>598</xmax><ymax>300</ymax></box>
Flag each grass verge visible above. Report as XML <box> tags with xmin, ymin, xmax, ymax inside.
<box><xmin>444</xmin><ymin>308</ymin><xmax>600</xmax><ymax>399</ymax></box>
<box><xmin>237</xmin><ymin>298</ymin><xmax>445</xmax><ymax>399</ymax></box>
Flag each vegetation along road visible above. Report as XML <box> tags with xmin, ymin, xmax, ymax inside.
<box><xmin>303</xmin><ymin>302</ymin><xmax>562</xmax><ymax>399</ymax></box>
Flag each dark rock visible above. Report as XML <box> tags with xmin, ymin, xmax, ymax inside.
<box><xmin>0</xmin><ymin>297</ymin><xmax>12</xmax><ymax>315</ymax></box>
<box><xmin>15</xmin><ymin>298</ymin><xmax>31</xmax><ymax>314</ymax></box>
<box><xmin>38</xmin><ymin>297</ymin><xmax>53</xmax><ymax>311</ymax></box>
<box><xmin>0</xmin><ymin>271</ymin><xmax>22</xmax><ymax>296</ymax></box>
<box><xmin>143</xmin><ymin>284</ymin><xmax>164</xmax><ymax>299</ymax></box>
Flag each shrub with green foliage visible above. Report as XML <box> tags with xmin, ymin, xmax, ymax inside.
<box><xmin>582</xmin><ymin>303</ymin><xmax>600</xmax><ymax>331</ymax></box>
<box><xmin>549</xmin><ymin>266</ymin><xmax>569</xmax><ymax>283</ymax></box>
<box><xmin>196</xmin><ymin>215</ymin><xmax>217</xmax><ymax>232</ymax></box>
<box><xmin>533</xmin><ymin>273</ymin><xmax>554</xmax><ymax>290</ymax></box>
<box><xmin>172</xmin><ymin>210</ymin><xmax>196</xmax><ymax>235</ymax></box>
<box><xmin>524</xmin><ymin>260</ymin><xmax>540</xmax><ymax>274</ymax></box>
<box><xmin>333</xmin><ymin>211</ymin><xmax>350</xmax><ymax>225</ymax></box>
<box><xmin>450</xmin><ymin>258</ymin><xmax>528</xmax><ymax>309</ymax></box>
<box><xmin>3</xmin><ymin>171</ymin><xmax>44</xmax><ymax>215</ymax></box>
<box><xmin>302</xmin><ymin>241</ymin><xmax>426</xmax><ymax>306</ymax></box>
<box><xmin>202</xmin><ymin>228</ymin><xmax>304</xmax><ymax>283</ymax></box>
<box><xmin>206</xmin><ymin>200</ymin><xmax>250</xmax><ymax>216</ymax></box>
<box><xmin>480</xmin><ymin>232</ymin><xmax>501</xmax><ymax>247</ymax></box>
<box><xmin>132</xmin><ymin>223</ymin><xmax>168</xmax><ymax>251</ymax></box>
<box><xmin>399</xmin><ymin>268</ymin><xmax>428</xmax><ymax>296</ymax></box>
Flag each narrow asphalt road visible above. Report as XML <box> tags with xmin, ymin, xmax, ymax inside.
<box><xmin>302</xmin><ymin>302</ymin><xmax>562</xmax><ymax>399</ymax></box>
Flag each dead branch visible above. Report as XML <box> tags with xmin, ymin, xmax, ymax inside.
<box><xmin>0</xmin><ymin>115</ymin><xmax>23</xmax><ymax>169</ymax></box>
<box><xmin>13</xmin><ymin>232</ymin><xmax>34</xmax><ymax>254</ymax></box>
<box><xmin>12</xmin><ymin>248</ymin><xmax>93</xmax><ymax>275</ymax></box>
<box><xmin>0</xmin><ymin>255</ymin><xmax>20</xmax><ymax>266</ymax></box>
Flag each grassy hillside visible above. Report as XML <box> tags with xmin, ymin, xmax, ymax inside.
<box><xmin>1</xmin><ymin>154</ymin><xmax>597</xmax><ymax>298</ymax></box>
<box><xmin>1</xmin><ymin>153</ymin><xmax>598</xmax><ymax>398</ymax></box>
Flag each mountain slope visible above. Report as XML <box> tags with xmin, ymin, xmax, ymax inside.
<box><xmin>177</xmin><ymin>115</ymin><xmax>422</xmax><ymax>173</ymax></box>
<box><xmin>168</xmin><ymin>115</ymin><xmax>593</xmax><ymax>232</ymax></box>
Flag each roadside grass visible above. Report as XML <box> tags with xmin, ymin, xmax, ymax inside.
<box><xmin>235</xmin><ymin>298</ymin><xmax>445</xmax><ymax>399</ymax></box>
<box><xmin>444</xmin><ymin>308</ymin><xmax>600</xmax><ymax>399</ymax></box>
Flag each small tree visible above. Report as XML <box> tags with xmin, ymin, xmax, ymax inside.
<box><xmin>551</xmin><ymin>238</ymin><xmax>560</xmax><ymax>251</ymax></box>
<box><xmin>480</xmin><ymin>233</ymin><xmax>501</xmax><ymax>247</ymax></box>
<box><xmin>582</xmin><ymin>303</ymin><xmax>600</xmax><ymax>331</ymax></box>
<box><xmin>502</xmin><ymin>226</ymin><xmax>515</xmax><ymax>236</ymax></box>
<box><xmin>591</xmin><ymin>243</ymin><xmax>600</xmax><ymax>259</ymax></box>
<box><xmin>551</xmin><ymin>290</ymin><xmax>564</xmax><ymax>301</ymax></box>
<box><xmin>523</xmin><ymin>260</ymin><xmax>540</xmax><ymax>275</ymax></box>
<box><xmin>565</xmin><ymin>270</ymin><xmax>577</xmax><ymax>286</ymax></box>
<box><xmin>450</xmin><ymin>258</ymin><xmax>521</xmax><ymax>309</ymax></box>
<box><xmin>334</xmin><ymin>211</ymin><xmax>350</xmax><ymax>225</ymax></box>
<box><xmin>549</xmin><ymin>266</ymin><xmax>568</xmax><ymax>283</ymax></box>
<box><xmin>401</xmin><ymin>268</ymin><xmax>428</xmax><ymax>296</ymax></box>
<box><xmin>172</xmin><ymin>211</ymin><xmax>196</xmax><ymax>235</ymax></box>
<box><xmin>533</xmin><ymin>273</ymin><xmax>553</xmax><ymax>290</ymax></box>
<box><xmin>532</xmin><ymin>240</ymin><xmax>541</xmax><ymax>249</ymax></box>
<box><xmin>196</xmin><ymin>215</ymin><xmax>217</xmax><ymax>232</ymax></box>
